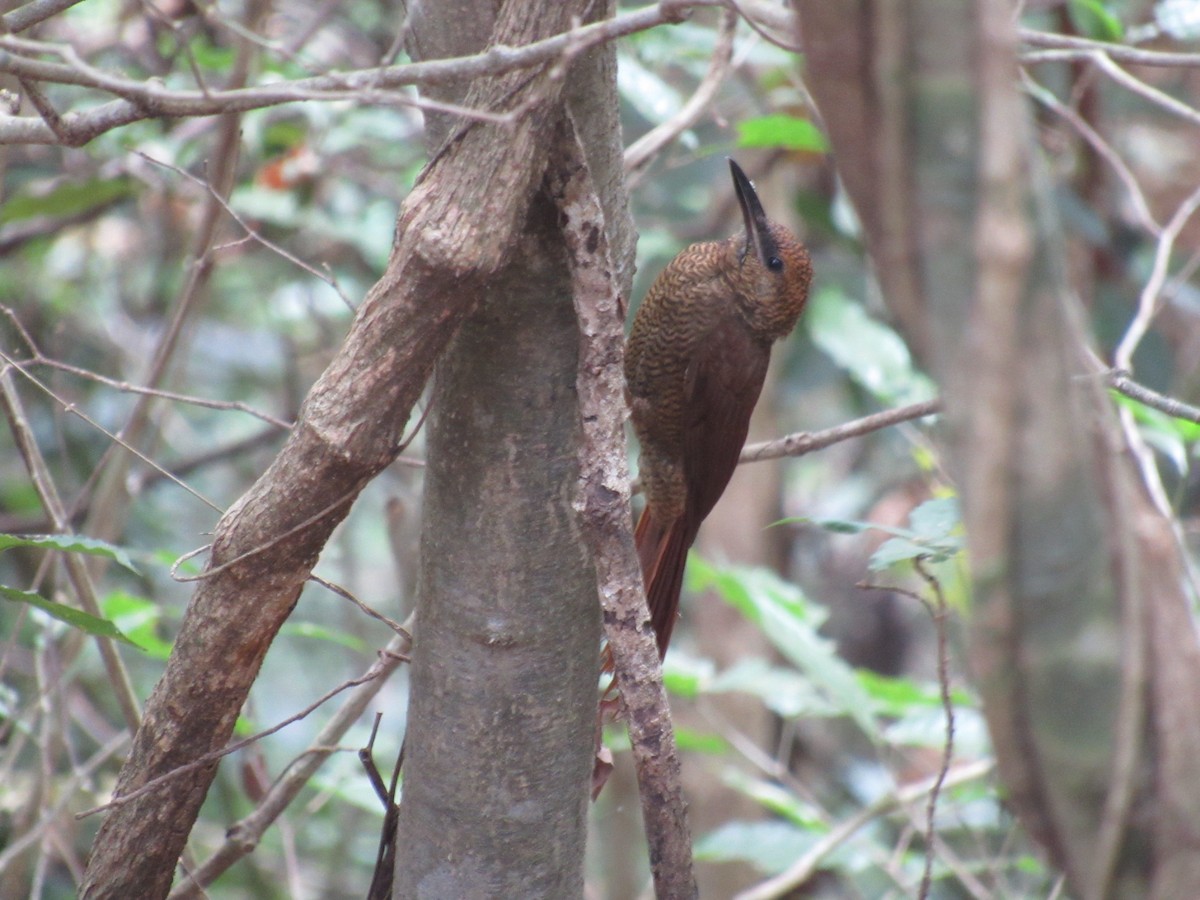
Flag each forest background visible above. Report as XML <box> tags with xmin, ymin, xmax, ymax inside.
<box><xmin>3</xmin><ymin>0</ymin><xmax>1200</xmax><ymax>897</ymax></box>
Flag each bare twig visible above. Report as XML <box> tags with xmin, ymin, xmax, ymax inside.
<box><xmin>548</xmin><ymin>113</ymin><xmax>697</xmax><ymax>898</ymax></box>
<box><xmin>625</xmin><ymin>7</ymin><xmax>738</xmax><ymax>185</ymax></box>
<box><xmin>0</xmin><ymin>369</ymin><xmax>143</xmax><ymax>732</ymax></box>
<box><xmin>168</xmin><ymin>487</ymin><xmax>358</xmax><ymax>583</ymax></box>
<box><xmin>77</xmin><ymin>651</ymin><xmax>400</xmax><ymax>820</ymax></box>
<box><xmin>729</xmin><ymin>0</ymin><xmax>801</xmax><ymax>52</ymax></box>
<box><xmin>167</xmin><ymin>625</ymin><xmax>412</xmax><ymax>898</ymax></box>
<box><xmin>0</xmin><ymin>2</ymin><xmax>723</xmax><ymax>146</ymax></box>
<box><xmin>1106</xmin><ymin>369</ymin><xmax>1200</xmax><ymax>424</ymax></box>
<box><xmin>913</xmin><ymin>557</ymin><xmax>954</xmax><ymax>900</ymax></box>
<box><xmin>309</xmin><ymin>573</ymin><xmax>409</xmax><ymax>637</ymax></box>
<box><xmin>1113</xmin><ymin>181</ymin><xmax>1200</xmax><ymax>371</ymax></box>
<box><xmin>1021</xmin><ymin>73</ymin><xmax>1161</xmax><ymax>236</ymax></box>
<box><xmin>1</xmin><ymin>339</ymin><xmax>293</xmax><ymax>430</ymax></box>
<box><xmin>740</xmin><ymin>398</ymin><xmax>942</xmax><ymax>464</ymax></box>
<box><xmin>134</xmin><ymin>151</ymin><xmax>355</xmax><ymax>312</ymax></box>
<box><xmin>735</xmin><ymin>759</ymin><xmax>994</xmax><ymax>900</ymax></box>
<box><xmin>1088</xmin><ymin>51</ymin><xmax>1200</xmax><ymax>129</ymax></box>
<box><xmin>0</xmin><ymin>348</ymin><xmax>223</xmax><ymax>513</ymax></box>
<box><xmin>1020</xmin><ymin>27</ymin><xmax>1200</xmax><ymax>67</ymax></box>
<box><xmin>1</xmin><ymin>0</ymin><xmax>88</xmax><ymax>34</ymax></box>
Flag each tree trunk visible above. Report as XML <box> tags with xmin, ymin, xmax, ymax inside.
<box><xmin>394</xmin><ymin>1</ymin><xmax>634</xmax><ymax>895</ymax></box>
<box><xmin>80</xmin><ymin>1</ymin><xmax>610</xmax><ymax>896</ymax></box>
<box><xmin>797</xmin><ymin>3</ymin><xmax>1200</xmax><ymax>897</ymax></box>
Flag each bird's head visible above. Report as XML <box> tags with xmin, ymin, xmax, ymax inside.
<box><xmin>728</xmin><ymin>159</ymin><xmax>812</xmax><ymax>340</ymax></box>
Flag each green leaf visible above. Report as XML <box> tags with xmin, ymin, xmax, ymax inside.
<box><xmin>280</xmin><ymin>621</ymin><xmax>369</xmax><ymax>652</ymax></box>
<box><xmin>909</xmin><ymin>496</ymin><xmax>960</xmax><ymax>538</ymax></box>
<box><xmin>807</xmin><ymin>287</ymin><xmax>936</xmax><ymax>406</ymax></box>
<box><xmin>1068</xmin><ymin>0</ymin><xmax>1124</xmax><ymax>41</ymax></box>
<box><xmin>103</xmin><ymin>591</ymin><xmax>173</xmax><ymax>659</ymax></box>
<box><xmin>722</xmin><ymin>769</ymin><xmax>824</xmax><ymax>827</ymax></box>
<box><xmin>674</xmin><ymin>727</ymin><xmax>729</xmax><ymax>755</ymax></box>
<box><xmin>787</xmin><ymin>516</ymin><xmax>871</xmax><ymax>535</ymax></box>
<box><xmin>695</xmin><ymin>820</ymin><xmax>819</xmax><ymax>873</ymax></box>
<box><xmin>1113</xmin><ymin>391</ymin><xmax>1200</xmax><ymax>478</ymax></box>
<box><xmin>799</xmin><ymin>516</ymin><xmax>914</xmax><ymax>540</ymax></box>
<box><xmin>709</xmin><ymin>658</ymin><xmax>839</xmax><ymax>718</ymax></box>
<box><xmin>0</xmin><ymin>585</ymin><xmax>139</xmax><ymax>646</ymax></box>
<box><xmin>856</xmin><ymin>669</ymin><xmax>975</xmax><ymax>716</ymax></box>
<box><xmin>662</xmin><ymin>651</ymin><xmax>716</xmax><ymax>697</ymax></box>
<box><xmin>867</xmin><ymin>497</ymin><xmax>963</xmax><ymax>571</ymax></box>
<box><xmin>0</xmin><ymin>533</ymin><xmax>139</xmax><ymax>573</ymax></box>
<box><xmin>0</xmin><ymin>178</ymin><xmax>133</xmax><ymax>225</ymax></box>
<box><xmin>689</xmin><ymin>558</ymin><xmax>880</xmax><ymax>738</ymax></box>
<box><xmin>869</xmin><ymin>536</ymin><xmax>931</xmax><ymax>570</ymax></box>
<box><xmin>736</xmin><ymin>114</ymin><xmax>829</xmax><ymax>153</ymax></box>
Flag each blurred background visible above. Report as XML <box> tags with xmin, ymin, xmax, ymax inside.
<box><xmin>3</xmin><ymin>0</ymin><xmax>1200</xmax><ymax>896</ymax></box>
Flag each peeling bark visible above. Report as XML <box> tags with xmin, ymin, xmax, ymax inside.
<box><xmin>81</xmin><ymin>2</ymin><xmax>600</xmax><ymax>896</ymax></box>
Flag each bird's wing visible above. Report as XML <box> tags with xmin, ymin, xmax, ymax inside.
<box><xmin>681</xmin><ymin>316</ymin><xmax>772</xmax><ymax>526</ymax></box>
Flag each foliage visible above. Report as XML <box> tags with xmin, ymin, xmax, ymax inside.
<box><xmin>664</xmin><ymin>555</ymin><xmax>1056</xmax><ymax>896</ymax></box>
<box><xmin>3</xmin><ymin>0</ymin><xmax>1200</xmax><ymax>896</ymax></box>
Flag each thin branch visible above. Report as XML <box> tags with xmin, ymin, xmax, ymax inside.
<box><xmin>16</xmin><ymin>75</ymin><xmax>81</xmax><ymax>145</ymax></box>
<box><xmin>728</xmin><ymin>0</ymin><xmax>794</xmax><ymax>34</ymax></box>
<box><xmin>134</xmin><ymin>151</ymin><xmax>355</xmax><ymax>312</ymax></box>
<box><xmin>0</xmin><ymin>369</ymin><xmax>143</xmax><ymax>733</ymax></box>
<box><xmin>9</xmin><ymin>350</ymin><xmax>293</xmax><ymax>430</ymax></box>
<box><xmin>168</xmin><ymin>488</ymin><xmax>357</xmax><ymax>583</ymax></box>
<box><xmin>548</xmin><ymin>113</ymin><xmax>697</xmax><ymax>898</ymax></box>
<box><xmin>735</xmin><ymin>759</ymin><xmax>995</xmax><ymax>900</ymax></box>
<box><xmin>624</xmin><ymin>7</ymin><xmax>738</xmax><ymax>185</ymax></box>
<box><xmin>1021</xmin><ymin>72</ymin><xmax>1161</xmax><ymax>237</ymax></box>
<box><xmin>1107</xmin><ymin>369</ymin><xmax>1200</xmax><ymax>424</ymax></box>
<box><xmin>1020</xmin><ymin>27</ymin><xmax>1200</xmax><ymax>68</ymax></box>
<box><xmin>1113</xmin><ymin>181</ymin><xmax>1200</xmax><ymax>371</ymax></box>
<box><xmin>913</xmin><ymin>558</ymin><xmax>954</xmax><ymax>900</ymax></box>
<box><xmin>0</xmin><ymin>348</ymin><xmax>223</xmax><ymax>513</ymax></box>
<box><xmin>77</xmin><ymin>653</ymin><xmax>399</xmax><ymax>821</ymax></box>
<box><xmin>1088</xmin><ymin>51</ymin><xmax>1200</xmax><ymax>129</ymax></box>
<box><xmin>1</xmin><ymin>0</ymin><xmax>88</xmax><ymax>34</ymax></box>
<box><xmin>308</xmin><ymin>573</ymin><xmax>408</xmax><ymax>637</ymax></box>
<box><xmin>740</xmin><ymin>398</ymin><xmax>942</xmax><ymax>464</ymax></box>
<box><xmin>165</xmin><ymin>625</ymin><xmax>412</xmax><ymax>898</ymax></box>
<box><xmin>729</xmin><ymin>0</ymin><xmax>801</xmax><ymax>52</ymax></box>
<box><xmin>0</xmin><ymin>1</ymin><xmax>720</xmax><ymax>146</ymax></box>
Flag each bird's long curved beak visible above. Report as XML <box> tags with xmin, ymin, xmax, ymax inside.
<box><xmin>729</xmin><ymin>159</ymin><xmax>779</xmax><ymax>267</ymax></box>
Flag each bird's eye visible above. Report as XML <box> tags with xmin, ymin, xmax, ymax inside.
<box><xmin>768</xmin><ymin>256</ymin><xmax>784</xmax><ymax>272</ymax></box>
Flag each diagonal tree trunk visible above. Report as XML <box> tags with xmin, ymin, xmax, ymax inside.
<box><xmin>80</xmin><ymin>2</ymin><xmax>609</xmax><ymax>896</ymax></box>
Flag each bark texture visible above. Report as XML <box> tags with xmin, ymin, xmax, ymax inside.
<box><xmin>80</xmin><ymin>2</ymin><xmax>600</xmax><ymax>896</ymax></box>
<box><xmin>394</xmin><ymin>2</ymin><xmax>639</xmax><ymax>897</ymax></box>
<box><xmin>798</xmin><ymin>3</ymin><xmax>1200</xmax><ymax>897</ymax></box>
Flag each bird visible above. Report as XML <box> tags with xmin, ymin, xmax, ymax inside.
<box><xmin>625</xmin><ymin>159</ymin><xmax>812</xmax><ymax>658</ymax></box>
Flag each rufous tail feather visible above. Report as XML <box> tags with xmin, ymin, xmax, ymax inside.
<box><xmin>635</xmin><ymin>506</ymin><xmax>699</xmax><ymax>657</ymax></box>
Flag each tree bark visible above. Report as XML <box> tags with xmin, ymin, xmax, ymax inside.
<box><xmin>798</xmin><ymin>3</ymin><xmax>1200</xmax><ymax>897</ymax></box>
<box><xmin>393</xmin><ymin>2</ymin><xmax>637</xmax><ymax>897</ymax></box>
<box><xmin>80</xmin><ymin>2</ymin><xmax>599</xmax><ymax>896</ymax></box>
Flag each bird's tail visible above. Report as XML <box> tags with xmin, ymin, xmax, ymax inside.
<box><xmin>634</xmin><ymin>506</ymin><xmax>695</xmax><ymax>657</ymax></box>
<box><xmin>598</xmin><ymin>506</ymin><xmax>695</xmax><ymax>679</ymax></box>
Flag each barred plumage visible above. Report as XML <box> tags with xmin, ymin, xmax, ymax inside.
<box><xmin>625</xmin><ymin>160</ymin><xmax>812</xmax><ymax>656</ymax></box>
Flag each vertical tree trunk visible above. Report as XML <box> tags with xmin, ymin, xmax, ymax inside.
<box><xmin>80</xmin><ymin>1</ymin><xmax>613</xmax><ymax>895</ymax></box>
<box><xmin>395</xmin><ymin>2</ymin><xmax>634</xmax><ymax>895</ymax></box>
<box><xmin>798</xmin><ymin>2</ymin><xmax>1200</xmax><ymax>896</ymax></box>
